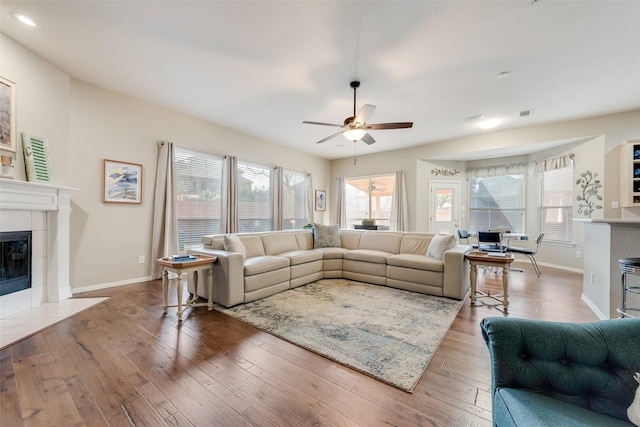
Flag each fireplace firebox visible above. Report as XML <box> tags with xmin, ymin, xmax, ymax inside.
<box><xmin>0</xmin><ymin>231</ymin><xmax>32</xmax><ymax>297</ymax></box>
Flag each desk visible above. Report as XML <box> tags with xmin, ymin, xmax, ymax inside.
<box><xmin>157</xmin><ymin>255</ymin><xmax>217</xmax><ymax>321</ymax></box>
<box><xmin>465</xmin><ymin>251</ymin><xmax>515</xmax><ymax>310</ymax></box>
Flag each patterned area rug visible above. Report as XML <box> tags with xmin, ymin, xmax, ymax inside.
<box><xmin>214</xmin><ymin>279</ymin><xmax>464</xmax><ymax>392</ymax></box>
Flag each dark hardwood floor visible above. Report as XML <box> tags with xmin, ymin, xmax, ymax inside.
<box><xmin>1</xmin><ymin>262</ymin><xmax>598</xmax><ymax>426</ymax></box>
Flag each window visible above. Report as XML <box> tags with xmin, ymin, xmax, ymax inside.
<box><xmin>345</xmin><ymin>174</ymin><xmax>395</xmax><ymax>228</ymax></box>
<box><xmin>282</xmin><ymin>170</ymin><xmax>309</xmax><ymax>229</ymax></box>
<box><xmin>540</xmin><ymin>166</ymin><xmax>573</xmax><ymax>243</ymax></box>
<box><xmin>238</xmin><ymin>162</ymin><xmax>272</xmax><ymax>232</ymax></box>
<box><xmin>469</xmin><ymin>175</ymin><xmax>524</xmax><ymax>233</ymax></box>
<box><xmin>174</xmin><ymin>148</ymin><xmax>223</xmax><ymax>253</ymax></box>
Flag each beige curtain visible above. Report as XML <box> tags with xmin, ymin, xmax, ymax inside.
<box><xmin>390</xmin><ymin>170</ymin><xmax>408</xmax><ymax>231</ymax></box>
<box><xmin>221</xmin><ymin>156</ymin><xmax>238</xmax><ymax>233</ymax></box>
<box><xmin>272</xmin><ymin>166</ymin><xmax>283</xmax><ymax>230</ymax></box>
<box><xmin>306</xmin><ymin>173</ymin><xmax>313</xmax><ymax>225</ymax></box>
<box><xmin>467</xmin><ymin>162</ymin><xmax>528</xmax><ymax>179</ymax></box>
<box><xmin>335</xmin><ymin>176</ymin><xmax>346</xmax><ymax>228</ymax></box>
<box><xmin>151</xmin><ymin>141</ymin><xmax>178</xmax><ymax>279</ymax></box>
<box><xmin>535</xmin><ymin>153</ymin><xmax>574</xmax><ymax>174</ymax></box>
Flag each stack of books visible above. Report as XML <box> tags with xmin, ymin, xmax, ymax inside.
<box><xmin>169</xmin><ymin>255</ymin><xmax>197</xmax><ymax>262</ymax></box>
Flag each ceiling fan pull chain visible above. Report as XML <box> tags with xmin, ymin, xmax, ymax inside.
<box><xmin>354</xmin><ymin>143</ymin><xmax>357</xmax><ymax>165</ymax></box>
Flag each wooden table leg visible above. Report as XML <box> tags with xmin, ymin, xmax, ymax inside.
<box><xmin>177</xmin><ymin>272</ymin><xmax>184</xmax><ymax>321</ymax></box>
<box><xmin>162</xmin><ymin>270</ymin><xmax>169</xmax><ymax>314</ymax></box>
<box><xmin>470</xmin><ymin>263</ymin><xmax>477</xmax><ymax>304</ymax></box>
<box><xmin>502</xmin><ymin>267</ymin><xmax>510</xmax><ymax>310</ymax></box>
<box><xmin>207</xmin><ymin>267</ymin><xmax>214</xmax><ymax>310</ymax></box>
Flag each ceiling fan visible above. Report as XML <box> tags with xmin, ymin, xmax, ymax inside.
<box><xmin>303</xmin><ymin>81</ymin><xmax>413</xmax><ymax>145</ymax></box>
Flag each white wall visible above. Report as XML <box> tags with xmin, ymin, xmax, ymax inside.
<box><xmin>0</xmin><ymin>35</ymin><xmax>71</xmax><ymax>182</ymax></box>
<box><xmin>2</xmin><ymin>35</ymin><xmax>331</xmax><ymax>291</ymax></box>
<box><xmin>331</xmin><ymin>111</ymin><xmax>640</xmax><ymax>272</ymax></box>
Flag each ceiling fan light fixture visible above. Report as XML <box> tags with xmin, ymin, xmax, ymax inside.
<box><xmin>343</xmin><ymin>128</ymin><xmax>367</xmax><ymax>142</ymax></box>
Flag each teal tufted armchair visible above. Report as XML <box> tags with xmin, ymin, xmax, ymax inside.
<box><xmin>481</xmin><ymin>317</ymin><xmax>640</xmax><ymax>426</ymax></box>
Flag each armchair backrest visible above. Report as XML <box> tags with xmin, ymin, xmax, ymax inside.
<box><xmin>481</xmin><ymin>317</ymin><xmax>640</xmax><ymax>422</ymax></box>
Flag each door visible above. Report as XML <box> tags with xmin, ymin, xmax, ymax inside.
<box><xmin>429</xmin><ymin>181</ymin><xmax>460</xmax><ymax>234</ymax></box>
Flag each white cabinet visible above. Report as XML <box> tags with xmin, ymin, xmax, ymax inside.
<box><xmin>620</xmin><ymin>138</ymin><xmax>640</xmax><ymax>207</ymax></box>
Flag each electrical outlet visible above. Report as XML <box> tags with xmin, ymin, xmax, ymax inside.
<box><xmin>590</xmin><ymin>272</ymin><xmax>594</xmax><ymax>284</ymax></box>
<box><xmin>138</xmin><ymin>255</ymin><xmax>145</xmax><ymax>264</ymax></box>
<box><xmin>576</xmin><ymin>251</ymin><xmax>582</xmax><ymax>258</ymax></box>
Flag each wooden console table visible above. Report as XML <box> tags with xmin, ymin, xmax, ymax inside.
<box><xmin>157</xmin><ymin>254</ymin><xmax>217</xmax><ymax>321</ymax></box>
<box><xmin>465</xmin><ymin>251</ymin><xmax>515</xmax><ymax>310</ymax></box>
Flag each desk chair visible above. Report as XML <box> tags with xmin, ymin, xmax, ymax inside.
<box><xmin>507</xmin><ymin>233</ymin><xmax>544</xmax><ymax>277</ymax></box>
<box><xmin>458</xmin><ymin>229</ymin><xmax>478</xmax><ymax>248</ymax></box>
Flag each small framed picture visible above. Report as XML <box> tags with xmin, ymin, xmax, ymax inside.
<box><xmin>315</xmin><ymin>189</ymin><xmax>326</xmax><ymax>211</ymax></box>
<box><xmin>103</xmin><ymin>159</ymin><xmax>143</xmax><ymax>204</ymax></box>
<box><xmin>0</xmin><ymin>76</ymin><xmax>17</xmax><ymax>153</ymax></box>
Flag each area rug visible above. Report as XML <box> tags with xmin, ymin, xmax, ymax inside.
<box><xmin>214</xmin><ymin>279</ymin><xmax>464</xmax><ymax>392</ymax></box>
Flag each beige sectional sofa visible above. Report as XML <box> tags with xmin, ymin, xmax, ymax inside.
<box><xmin>189</xmin><ymin>229</ymin><xmax>472</xmax><ymax>308</ymax></box>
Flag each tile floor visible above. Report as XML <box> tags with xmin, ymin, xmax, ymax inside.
<box><xmin>0</xmin><ymin>297</ymin><xmax>108</xmax><ymax>349</ymax></box>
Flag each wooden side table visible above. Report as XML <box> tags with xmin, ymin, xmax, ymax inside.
<box><xmin>157</xmin><ymin>254</ymin><xmax>217</xmax><ymax>321</ymax></box>
<box><xmin>465</xmin><ymin>251</ymin><xmax>515</xmax><ymax>310</ymax></box>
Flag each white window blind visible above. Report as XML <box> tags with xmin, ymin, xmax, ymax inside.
<box><xmin>540</xmin><ymin>166</ymin><xmax>573</xmax><ymax>243</ymax></box>
<box><xmin>238</xmin><ymin>162</ymin><xmax>272</xmax><ymax>232</ymax></box>
<box><xmin>469</xmin><ymin>175</ymin><xmax>524</xmax><ymax>233</ymax></box>
<box><xmin>174</xmin><ymin>148</ymin><xmax>223</xmax><ymax>253</ymax></box>
<box><xmin>282</xmin><ymin>170</ymin><xmax>308</xmax><ymax>229</ymax></box>
<box><xmin>345</xmin><ymin>174</ymin><xmax>395</xmax><ymax>229</ymax></box>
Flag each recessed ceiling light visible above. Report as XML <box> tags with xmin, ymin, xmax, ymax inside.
<box><xmin>478</xmin><ymin>118</ymin><xmax>502</xmax><ymax>129</ymax></box>
<box><xmin>13</xmin><ymin>12</ymin><xmax>40</xmax><ymax>28</ymax></box>
<box><xmin>497</xmin><ymin>71</ymin><xmax>510</xmax><ymax>79</ymax></box>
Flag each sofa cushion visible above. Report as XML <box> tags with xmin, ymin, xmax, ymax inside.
<box><xmin>387</xmin><ymin>253</ymin><xmax>444</xmax><ymax>272</ymax></box>
<box><xmin>313</xmin><ymin>223</ymin><xmax>341</xmax><ymax>248</ymax></box>
<box><xmin>399</xmin><ymin>233</ymin><xmax>432</xmax><ymax>255</ymax></box>
<box><xmin>426</xmin><ymin>234</ymin><xmax>456</xmax><ymax>260</ymax></box>
<box><xmin>494</xmin><ymin>388</ymin><xmax>632</xmax><ymax>427</ymax></box>
<box><xmin>261</xmin><ymin>233</ymin><xmax>299</xmax><ymax>255</ymax></box>
<box><xmin>317</xmin><ymin>247</ymin><xmax>347</xmax><ymax>259</ymax></box>
<box><xmin>338</xmin><ymin>230</ymin><xmax>362</xmax><ymax>249</ymax></box>
<box><xmin>243</xmin><ymin>255</ymin><xmax>290</xmax><ymax>276</ymax></box>
<box><xmin>344</xmin><ymin>249</ymin><xmax>391</xmax><ymax>264</ymax></box>
<box><xmin>240</xmin><ymin>236</ymin><xmax>266</xmax><ymax>258</ymax></box>
<box><xmin>358</xmin><ymin>232</ymin><xmax>402</xmax><ymax>253</ymax></box>
<box><xmin>279</xmin><ymin>249</ymin><xmax>323</xmax><ymax>265</ymax></box>
<box><xmin>223</xmin><ymin>234</ymin><xmax>246</xmax><ymax>258</ymax></box>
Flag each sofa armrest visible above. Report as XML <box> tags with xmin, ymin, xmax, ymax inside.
<box><xmin>442</xmin><ymin>244</ymin><xmax>471</xmax><ymax>299</ymax></box>
<box><xmin>188</xmin><ymin>248</ymin><xmax>245</xmax><ymax>308</ymax></box>
<box><xmin>481</xmin><ymin>317</ymin><xmax>640</xmax><ymax>422</ymax></box>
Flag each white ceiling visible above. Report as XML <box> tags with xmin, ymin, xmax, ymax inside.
<box><xmin>1</xmin><ymin>1</ymin><xmax>639</xmax><ymax>160</ymax></box>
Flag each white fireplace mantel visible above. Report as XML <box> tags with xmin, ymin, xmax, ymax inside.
<box><xmin>0</xmin><ymin>178</ymin><xmax>78</xmax><ymax>303</ymax></box>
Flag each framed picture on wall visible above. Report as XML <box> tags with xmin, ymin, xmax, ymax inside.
<box><xmin>0</xmin><ymin>76</ymin><xmax>17</xmax><ymax>153</ymax></box>
<box><xmin>103</xmin><ymin>159</ymin><xmax>143</xmax><ymax>204</ymax></box>
<box><xmin>315</xmin><ymin>189</ymin><xmax>326</xmax><ymax>211</ymax></box>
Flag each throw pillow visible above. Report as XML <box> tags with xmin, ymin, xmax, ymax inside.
<box><xmin>223</xmin><ymin>234</ymin><xmax>246</xmax><ymax>258</ymax></box>
<box><xmin>426</xmin><ymin>234</ymin><xmax>456</xmax><ymax>260</ymax></box>
<box><xmin>629</xmin><ymin>372</ymin><xmax>640</xmax><ymax>427</ymax></box>
<box><xmin>313</xmin><ymin>223</ymin><xmax>341</xmax><ymax>248</ymax></box>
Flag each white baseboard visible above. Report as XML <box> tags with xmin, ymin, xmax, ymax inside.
<box><xmin>581</xmin><ymin>293</ymin><xmax>609</xmax><ymax>320</ymax></box>
<box><xmin>72</xmin><ymin>275</ymin><xmax>154</xmax><ymax>295</ymax></box>
<box><xmin>512</xmin><ymin>259</ymin><xmax>583</xmax><ymax>274</ymax></box>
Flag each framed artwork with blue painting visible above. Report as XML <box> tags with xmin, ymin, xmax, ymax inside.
<box><xmin>103</xmin><ymin>159</ymin><xmax>142</xmax><ymax>204</ymax></box>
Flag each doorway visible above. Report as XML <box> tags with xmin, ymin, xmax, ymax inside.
<box><xmin>429</xmin><ymin>181</ymin><xmax>460</xmax><ymax>235</ymax></box>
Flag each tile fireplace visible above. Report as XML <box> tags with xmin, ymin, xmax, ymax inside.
<box><xmin>0</xmin><ymin>179</ymin><xmax>77</xmax><ymax>317</ymax></box>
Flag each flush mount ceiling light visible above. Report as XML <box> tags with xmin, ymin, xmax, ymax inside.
<box><xmin>13</xmin><ymin>12</ymin><xmax>39</xmax><ymax>28</ymax></box>
<box><xmin>497</xmin><ymin>71</ymin><xmax>510</xmax><ymax>79</ymax></box>
<box><xmin>478</xmin><ymin>118</ymin><xmax>502</xmax><ymax>129</ymax></box>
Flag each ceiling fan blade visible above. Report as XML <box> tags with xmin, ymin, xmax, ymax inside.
<box><xmin>315</xmin><ymin>132</ymin><xmax>343</xmax><ymax>144</ymax></box>
<box><xmin>366</xmin><ymin>122</ymin><xmax>413</xmax><ymax>130</ymax></box>
<box><xmin>302</xmin><ymin>121</ymin><xmax>344</xmax><ymax>128</ymax></box>
<box><xmin>361</xmin><ymin>134</ymin><xmax>376</xmax><ymax>145</ymax></box>
<box><xmin>354</xmin><ymin>104</ymin><xmax>376</xmax><ymax>126</ymax></box>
